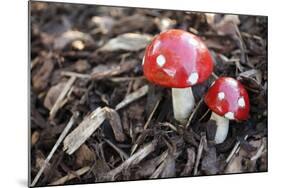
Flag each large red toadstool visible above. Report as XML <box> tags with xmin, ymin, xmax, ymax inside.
<box><xmin>204</xmin><ymin>77</ymin><xmax>250</xmax><ymax>144</ymax></box>
<box><xmin>142</xmin><ymin>29</ymin><xmax>214</xmax><ymax>124</ymax></box>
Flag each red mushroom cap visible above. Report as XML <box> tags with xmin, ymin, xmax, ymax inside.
<box><xmin>142</xmin><ymin>29</ymin><xmax>213</xmax><ymax>88</ymax></box>
<box><xmin>204</xmin><ymin>77</ymin><xmax>250</xmax><ymax>121</ymax></box>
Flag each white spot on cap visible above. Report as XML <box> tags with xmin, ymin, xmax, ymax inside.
<box><xmin>188</xmin><ymin>72</ymin><xmax>199</xmax><ymax>85</ymax></box>
<box><xmin>238</xmin><ymin>97</ymin><xmax>245</xmax><ymax>108</ymax></box>
<box><xmin>224</xmin><ymin>112</ymin><xmax>234</xmax><ymax>120</ymax></box>
<box><xmin>218</xmin><ymin>92</ymin><xmax>225</xmax><ymax>100</ymax></box>
<box><xmin>156</xmin><ymin>54</ymin><xmax>166</xmax><ymax>67</ymax></box>
<box><xmin>142</xmin><ymin>56</ymin><xmax>145</xmax><ymax>66</ymax></box>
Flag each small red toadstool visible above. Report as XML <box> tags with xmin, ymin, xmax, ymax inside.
<box><xmin>204</xmin><ymin>77</ymin><xmax>250</xmax><ymax>144</ymax></box>
<box><xmin>142</xmin><ymin>29</ymin><xmax>214</xmax><ymax>124</ymax></box>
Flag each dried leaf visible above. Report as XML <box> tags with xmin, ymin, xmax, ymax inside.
<box><xmin>99</xmin><ymin>33</ymin><xmax>152</xmax><ymax>52</ymax></box>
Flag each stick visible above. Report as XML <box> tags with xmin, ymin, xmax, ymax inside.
<box><xmin>63</xmin><ymin>107</ymin><xmax>107</xmax><ymax>155</ymax></box>
<box><xmin>110</xmin><ymin>76</ymin><xmax>145</xmax><ymax>82</ymax></box>
<box><xmin>105</xmin><ymin>140</ymin><xmax>157</xmax><ymax>181</ymax></box>
<box><xmin>144</xmin><ymin>99</ymin><xmax>160</xmax><ymax>130</ymax></box>
<box><xmin>49</xmin><ymin>76</ymin><xmax>76</xmax><ymax>120</ymax></box>
<box><xmin>131</xmin><ymin>98</ymin><xmax>161</xmax><ymax>155</ymax></box>
<box><xmin>49</xmin><ymin>166</ymin><xmax>91</xmax><ymax>186</ymax></box>
<box><xmin>226</xmin><ymin>135</ymin><xmax>248</xmax><ymax>164</ymax></box>
<box><xmin>185</xmin><ymin>98</ymin><xmax>203</xmax><ymax>128</ymax></box>
<box><xmin>251</xmin><ymin>137</ymin><xmax>266</xmax><ymax>161</ymax></box>
<box><xmin>104</xmin><ymin>138</ymin><xmax>129</xmax><ymax>161</ymax></box>
<box><xmin>115</xmin><ymin>85</ymin><xmax>149</xmax><ymax>110</ymax></box>
<box><xmin>193</xmin><ymin>134</ymin><xmax>206</xmax><ymax>175</ymax></box>
<box><xmin>31</xmin><ymin>113</ymin><xmax>79</xmax><ymax>187</ymax></box>
<box><xmin>61</xmin><ymin>71</ymin><xmax>91</xmax><ymax>79</ymax></box>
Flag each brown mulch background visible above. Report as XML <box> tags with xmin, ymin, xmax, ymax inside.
<box><xmin>30</xmin><ymin>2</ymin><xmax>268</xmax><ymax>187</ymax></box>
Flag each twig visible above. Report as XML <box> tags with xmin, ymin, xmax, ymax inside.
<box><xmin>61</xmin><ymin>71</ymin><xmax>91</xmax><ymax>79</ymax></box>
<box><xmin>110</xmin><ymin>76</ymin><xmax>145</xmax><ymax>82</ymax></box>
<box><xmin>193</xmin><ymin>133</ymin><xmax>206</xmax><ymax>175</ymax></box>
<box><xmin>104</xmin><ymin>138</ymin><xmax>129</xmax><ymax>161</ymax></box>
<box><xmin>185</xmin><ymin>98</ymin><xmax>203</xmax><ymax>128</ymax></box>
<box><xmin>251</xmin><ymin>138</ymin><xmax>266</xmax><ymax>161</ymax></box>
<box><xmin>131</xmin><ymin>92</ymin><xmax>161</xmax><ymax>155</ymax></box>
<box><xmin>115</xmin><ymin>85</ymin><xmax>149</xmax><ymax>110</ymax></box>
<box><xmin>144</xmin><ymin>99</ymin><xmax>161</xmax><ymax>130</ymax></box>
<box><xmin>198</xmin><ymin>109</ymin><xmax>210</xmax><ymax>122</ymax></box>
<box><xmin>31</xmin><ymin>113</ymin><xmax>79</xmax><ymax>187</ymax></box>
<box><xmin>49</xmin><ymin>76</ymin><xmax>76</xmax><ymax>120</ymax></box>
<box><xmin>212</xmin><ymin>72</ymin><xmax>219</xmax><ymax>79</ymax></box>
<box><xmin>63</xmin><ymin>107</ymin><xmax>107</xmax><ymax>155</ymax></box>
<box><xmin>226</xmin><ymin>135</ymin><xmax>248</xmax><ymax>164</ymax></box>
<box><xmin>159</xmin><ymin>122</ymin><xmax>178</xmax><ymax>132</ymax></box>
<box><xmin>104</xmin><ymin>140</ymin><xmax>157</xmax><ymax>181</ymax></box>
<box><xmin>150</xmin><ymin>154</ymin><xmax>169</xmax><ymax>178</ymax></box>
<box><xmin>49</xmin><ymin>166</ymin><xmax>91</xmax><ymax>186</ymax></box>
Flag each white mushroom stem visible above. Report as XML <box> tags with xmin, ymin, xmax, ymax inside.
<box><xmin>172</xmin><ymin>87</ymin><xmax>195</xmax><ymax>124</ymax></box>
<box><xmin>210</xmin><ymin>112</ymin><xmax>229</xmax><ymax>144</ymax></box>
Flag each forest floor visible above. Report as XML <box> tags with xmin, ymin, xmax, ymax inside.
<box><xmin>30</xmin><ymin>2</ymin><xmax>268</xmax><ymax>187</ymax></box>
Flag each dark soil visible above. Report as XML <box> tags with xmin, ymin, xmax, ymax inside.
<box><xmin>30</xmin><ymin>1</ymin><xmax>268</xmax><ymax>187</ymax></box>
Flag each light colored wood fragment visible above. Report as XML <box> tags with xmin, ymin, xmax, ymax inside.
<box><xmin>104</xmin><ymin>140</ymin><xmax>157</xmax><ymax>180</ymax></box>
<box><xmin>144</xmin><ymin>99</ymin><xmax>160</xmax><ymax>130</ymax></box>
<box><xmin>193</xmin><ymin>134</ymin><xmax>206</xmax><ymax>175</ymax></box>
<box><xmin>226</xmin><ymin>135</ymin><xmax>248</xmax><ymax>164</ymax></box>
<box><xmin>49</xmin><ymin>166</ymin><xmax>91</xmax><ymax>186</ymax></box>
<box><xmin>115</xmin><ymin>85</ymin><xmax>149</xmax><ymax>110</ymax></box>
<box><xmin>63</xmin><ymin>107</ymin><xmax>107</xmax><ymax>155</ymax></box>
<box><xmin>49</xmin><ymin>76</ymin><xmax>76</xmax><ymax>120</ymax></box>
<box><xmin>104</xmin><ymin>107</ymin><xmax>126</xmax><ymax>142</ymax></box>
<box><xmin>61</xmin><ymin>71</ymin><xmax>91</xmax><ymax>79</ymax></box>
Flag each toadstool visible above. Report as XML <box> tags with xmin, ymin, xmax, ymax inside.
<box><xmin>142</xmin><ymin>29</ymin><xmax>214</xmax><ymax>124</ymax></box>
<box><xmin>204</xmin><ymin>77</ymin><xmax>250</xmax><ymax>144</ymax></box>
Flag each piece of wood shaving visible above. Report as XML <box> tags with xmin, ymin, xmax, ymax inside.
<box><xmin>49</xmin><ymin>76</ymin><xmax>76</xmax><ymax>120</ymax></box>
<box><xmin>115</xmin><ymin>85</ymin><xmax>149</xmax><ymax>110</ymax></box>
<box><xmin>104</xmin><ymin>107</ymin><xmax>126</xmax><ymax>142</ymax></box>
<box><xmin>104</xmin><ymin>140</ymin><xmax>157</xmax><ymax>181</ymax></box>
<box><xmin>63</xmin><ymin>107</ymin><xmax>107</xmax><ymax>155</ymax></box>
<box><xmin>49</xmin><ymin>166</ymin><xmax>91</xmax><ymax>186</ymax></box>
<box><xmin>193</xmin><ymin>133</ymin><xmax>206</xmax><ymax>175</ymax></box>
